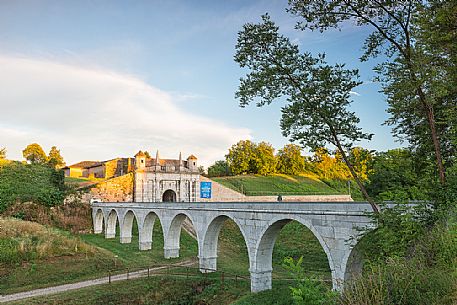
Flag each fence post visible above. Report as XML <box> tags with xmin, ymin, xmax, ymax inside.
<box><xmin>127</xmin><ymin>268</ymin><xmax>129</xmax><ymax>280</ymax></box>
<box><xmin>109</xmin><ymin>271</ymin><xmax>111</xmax><ymax>284</ymax></box>
<box><xmin>235</xmin><ymin>274</ymin><xmax>238</xmax><ymax>286</ymax></box>
<box><xmin>147</xmin><ymin>267</ymin><xmax>150</xmax><ymax>278</ymax></box>
<box><xmin>186</xmin><ymin>267</ymin><xmax>189</xmax><ymax>279</ymax></box>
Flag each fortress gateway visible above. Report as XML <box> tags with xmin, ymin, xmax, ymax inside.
<box><xmin>133</xmin><ymin>151</ymin><xmax>200</xmax><ymax>203</ymax></box>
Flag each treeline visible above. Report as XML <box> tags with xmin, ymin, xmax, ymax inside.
<box><xmin>208</xmin><ymin>140</ymin><xmax>432</xmax><ymax>201</ymax></box>
<box><xmin>208</xmin><ymin>140</ymin><xmax>371</xmax><ymax>180</ymax></box>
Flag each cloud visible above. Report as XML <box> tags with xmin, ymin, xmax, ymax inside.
<box><xmin>0</xmin><ymin>55</ymin><xmax>251</xmax><ymax>166</ymax></box>
<box><xmin>350</xmin><ymin>91</ymin><xmax>361</xmax><ymax>96</ymax></box>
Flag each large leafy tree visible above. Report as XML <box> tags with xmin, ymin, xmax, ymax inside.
<box><xmin>207</xmin><ymin>160</ymin><xmax>231</xmax><ymax>177</ymax></box>
<box><xmin>23</xmin><ymin>143</ymin><xmax>47</xmax><ymax>164</ymax></box>
<box><xmin>288</xmin><ymin>0</ymin><xmax>454</xmax><ymax>186</ymax></box>
<box><xmin>254</xmin><ymin>141</ymin><xmax>277</xmax><ymax>175</ymax></box>
<box><xmin>48</xmin><ymin>146</ymin><xmax>65</xmax><ymax>169</ymax></box>
<box><xmin>235</xmin><ymin>15</ymin><xmax>377</xmax><ymax>211</ymax></box>
<box><xmin>366</xmin><ymin>148</ymin><xmax>427</xmax><ymax>201</ymax></box>
<box><xmin>277</xmin><ymin>144</ymin><xmax>305</xmax><ymax>175</ymax></box>
<box><xmin>226</xmin><ymin>140</ymin><xmax>258</xmax><ymax>175</ymax></box>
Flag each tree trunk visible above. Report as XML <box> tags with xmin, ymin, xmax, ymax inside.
<box><xmin>330</xmin><ymin>129</ymin><xmax>379</xmax><ymax>213</ymax></box>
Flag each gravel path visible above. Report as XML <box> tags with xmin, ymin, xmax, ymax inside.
<box><xmin>0</xmin><ymin>260</ymin><xmax>196</xmax><ymax>303</ymax></box>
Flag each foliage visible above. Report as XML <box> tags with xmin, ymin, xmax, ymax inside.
<box><xmin>254</xmin><ymin>141</ymin><xmax>277</xmax><ymax>175</ymax></box>
<box><xmin>226</xmin><ymin>140</ymin><xmax>258</xmax><ymax>175</ymax></box>
<box><xmin>282</xmin><ymin>256</ymin><xmax>338</xmax><ymax>305</ymax></box>
<box><xmin>344</xmin><ymin>205</ymin><xmax>457</xmax><ymax>305</ymax></box>
<box><xmin>276</xmin><ymin>144</ymin><xmax>305</xmax><ymax>175</ymax></box>
<box><xmin>0</xmin><ymin>147</ymin><xmax>6</xmax><ymax>159</ymax></box>
<box><xmin>208</xmin><ymin>160</ymin><xmax>231</xmax><ymax>177</ymax></box>
<box><xmin>235</xmin><ymin>14</ymin><xmax>376</xmax><ymax>209</ymax></box>
<box><xmin>0</xmin><ymin>162</ymin><xmax>65</xmax><ymax>212</ymax></box>
<box><xmin>288</xmin><ymin>0</ymin><xmax>453</xmax><ymax>185</ymax></box>
<box><xmin>348</xmin><ymin>147</ymin><xmax>373</xmax><ymax>181</ymax></box>
<box><xmin>23</xmin><ymin>143</ymin><xmax>48</xmax><ymax>164</ymax></box>
<box><xmin>48</xmin><ymin>146</ymin><xmax>65</xmax><ymax>169</ymax></box>
<box><xmin>366</xmin><ymin>149</ymin><xmax>428</xmax><ymax>201</ymax></box>
<box><xmin>311</xmin><ymin>148</ymin><xmax>350</xmax><ymax>180</ymax></box>
<box><xmin>226</xmin><ymin>140</ymin><xmax>277</xmax><ymax>176</ymax></box>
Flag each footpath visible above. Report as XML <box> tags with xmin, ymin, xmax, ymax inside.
<box><xmin>0</xmin><ymin>259</ymin><xmax>196</xmax><ymax>303</ymax></box>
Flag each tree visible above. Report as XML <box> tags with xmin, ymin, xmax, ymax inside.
<box><xmin>253</xmin><ymin>141</ymin><xmax>277</xmax><ymax>175</ymax></box>
<box><xmin>277</xmin><ymin>144</ymin><xmax>305</xmax><ymax>175</ymax></box>
<box><xmin>235</xmin><ymin>15</ymin><xmax>378</xmax><ymax>211</ymax></box>
<box><xmin>48</xmin><ymin>146</ymin><xmax>65</xmax><ymax>169</ymax></box>
<box><xmin>226</xmin><ymin>140</ymin><xmax>258</xmax><ymax>175</ymax></box>
<box><xmin>207</xmin><ymin>160</ymin><xmax>231</xmax><ymax>177</ymax></box>
<box><xmin>348</xmin><ymin>147</ymin><xmax>374</xmax><ymax>181</ymax></box>
<box><xmin>366</xmin><ymin>149</ymin><xmax>427</xmax><ymax>201</ymax></box>
<box><xmin>0</xmin><ymin>147</ymin><xmax>5</xmax><ymax>159</ymax></box>
<box><xmin>23</xmin><ymin>143</ymin><xmax>47</xmax><ymax>164</ymax></box>
<box><xmin>288</xmin><ymin>0</ymin><xmax>453</xmax><ymax>186</ymax></box>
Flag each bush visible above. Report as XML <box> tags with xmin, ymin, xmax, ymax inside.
<box><xmin>283</xmin><ymin>257</ymin><xmax>338</xmax><ymax>305</ymax></box>
<box><xmin>0</xmin><ymin>162</ymin><xmax>66</xmax><ymax>212</ymax></box>
<box><xmin>341</xmin><ymin>207</ymin><xmax>457</xmax><ymax>305</ymax></box>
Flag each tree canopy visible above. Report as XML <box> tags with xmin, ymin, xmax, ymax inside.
<box><xmin>235</xmin><ymin>14</ymin><xmax>376</xmax><ymax>210</ymax></box>
<box><xmin>48</xmin><ymin>146</ymin><xmax>65</xmax><ymax>169</ymax></box>
<box><xmin>288</xmin><ymin>0</ymin><xmax>456</xmax><ymax>186</ymax></box>
<box><xmin>23</xmin><ymin>143</ymin><xmax>47</xmax><ymax>164</ymax></box>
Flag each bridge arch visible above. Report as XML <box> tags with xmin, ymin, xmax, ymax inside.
<box><xmin>93</xmin><ymin>208</ymin><xmax>104</xmax><ymax>234</ymax></box>
<box><xmin>105</xmin><ymin>209</ymin><xmax>119</xmax><ymax>239</ymax></box>
<box><xmin>119</xmin><ymin>210</ymin><xmax>139</xmax><ymax>244</ymax></box>
<box><xmin>138</xmin><ymin>211</ymin><xmax>160</xmax><ymax>250</ymax></box>
<box><xmin>199</xmin><ymin>215</ymin><xmax>251</xmax><ymax>273</ymax></box>
<box><xmin>164</xmin><ymin>212</ymin><xmax>197</xmax><ymax>259</ymax></box>
<box><xmin>252</xmin><ymin>216</ymin><xmax>334</xmax><ymax>292</ymax></box>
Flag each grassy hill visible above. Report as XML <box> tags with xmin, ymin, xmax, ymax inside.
<box><xmin>1</xmin><ymin>214</ymin><xmax>331</xmax><ymax>304</ymax></box>
<box><xmin>212</xmin><ymin>173</ymin><xmax>347</xmax><ymax>196</ymax></box>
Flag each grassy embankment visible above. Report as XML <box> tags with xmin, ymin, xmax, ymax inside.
<box><xmin>212</xmin><ymin>173</ymin><xmax>363</xmax><ymax>200</ymax></box>
<box><xmin>1</xmin><ymin>216</ymin><xmax>330</xmax><ymax>304</ymax></box>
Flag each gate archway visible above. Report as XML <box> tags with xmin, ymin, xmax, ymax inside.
<box><xmin>162</xmin><ymin>189</ymin><xmax>177</xmax><ymax>202</ymax></box>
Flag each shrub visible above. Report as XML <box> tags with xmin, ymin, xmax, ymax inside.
<box><xmin>283</xmin><ymin>256</ymin><xmax>338</xmax><ymax>305</ymax></box>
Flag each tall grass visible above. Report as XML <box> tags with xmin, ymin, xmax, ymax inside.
<box><xmin>0</xmin><ymin>217</ymin><xmax>96</xmax><ymax>267</ymax></box>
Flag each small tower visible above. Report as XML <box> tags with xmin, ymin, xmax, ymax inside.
<box><xmin>154</xmin><ymin>150</ymin><xmax>161</xmax><ymax>171</ymax></box>
<box><xmin>135</xmin><ymin>151</ymin><xmax>146</xmax><ymax>171</ymax></box>
<box><xmin>187</xmin><ymin>154</ymin><xmax>198</xmax><ymax>172</ymax></box>
<box><xmin>178</xmin><ymin>152</ymin><xmax>185</xmax><ymax>171</ymax></box>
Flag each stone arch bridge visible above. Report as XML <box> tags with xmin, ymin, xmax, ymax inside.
<box><xmin>91</xmin><ymin>202</ymin><xmax>374</xmax><ymax>292</ymax></box>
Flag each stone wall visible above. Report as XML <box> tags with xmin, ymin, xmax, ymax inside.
<box><xmin>91</xmin><ymin>173</ymin><xmax>134</xmax><ymax>202</ymax></box>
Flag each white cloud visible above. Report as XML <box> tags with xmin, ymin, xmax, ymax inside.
<box><xmin>0</xmin><ymin>55</ymin><xmax>251</xmax><ymax>166</ymax></box>
<box><xmin>350</xmin><ymin>91</ymin><xmax>361</xmax><ymax>96</ymax></box>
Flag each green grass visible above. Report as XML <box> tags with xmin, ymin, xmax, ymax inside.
<box><xmin>64</xmin><ymin>176</ymin><xmax>90</xmax><ymax>183</ymax></box>
<box><xmin>1</xmin><ymin>217</ymin><xmax>331</xmax><ymax>304</ymax></box>
<box><xmin>0</xmin><ymin>218</ymin><xmax>198</xmax><ymax>294</ymax></box>
<box><xmin>212</xmin><ymin>174</ymin><xmax>345</xmax><ymax>196</ymax></box>
<box><xmin>5</xmin><ymin>277</ymin><xmax>249</xmax><ymax>305</ymax></box>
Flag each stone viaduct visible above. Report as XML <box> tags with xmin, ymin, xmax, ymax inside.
<box><xmin>91</xmin><ymin>202</ymin><xmax>374</xmax><ymax>292</ymax></box>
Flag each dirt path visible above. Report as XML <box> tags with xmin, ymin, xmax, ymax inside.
<box><xmin>0</xmin><ymin>260</ymin><xmax>196</xmax><ymax>303</ymax></box>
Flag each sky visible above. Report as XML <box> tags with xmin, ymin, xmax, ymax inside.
<box><xmin>0</xmin><ymin>0</ymin><xmax>400</xmax><ymax>167</ymax></box>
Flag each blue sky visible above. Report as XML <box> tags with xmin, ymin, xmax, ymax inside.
<box><xmin>0</xmin><ymin>0</ymin><xmax>399</xmax><ymax>166</ymax></box>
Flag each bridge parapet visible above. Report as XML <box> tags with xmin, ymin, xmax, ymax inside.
<box><xmin>91</xmin><ymin>201</ymin><xmax>375</xmax><ymax>292</ymax></box>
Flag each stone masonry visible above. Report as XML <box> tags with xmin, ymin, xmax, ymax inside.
<box><xmin>92</xmin><ymin>202</ymin><xmax>374</xmax><ymax>292</ymax></box>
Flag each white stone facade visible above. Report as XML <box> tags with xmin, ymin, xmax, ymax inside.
<box><xmin>133</xmin><ymin>151</ymin><xmax>200</xmax><ymax>203</ymax></box>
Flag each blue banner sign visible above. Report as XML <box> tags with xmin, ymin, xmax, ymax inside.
<box><xmin>200</xmin><ymin>182</ymin><xmax>212</xmax><ymax>199</ymax></box>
